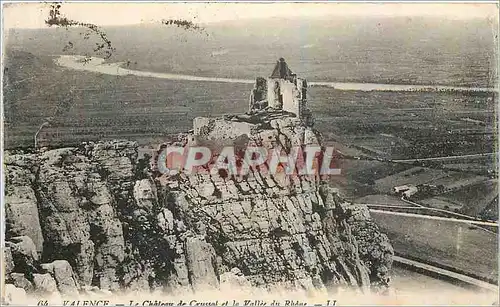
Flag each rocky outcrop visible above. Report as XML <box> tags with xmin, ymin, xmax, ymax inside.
<box><xmin>32</xmin><ymin>273</ymin><xmax>58</xmax><ymax>295</ymax></box>
<box><xmin>3</xmin><ymin>284</ymin><xmax>27</xmax><ymax>305</ymax></box>
<box><xmin>10</xmin><ymin>273</ymin><xmax>34</xmax><ymax>293</ymax></box>
<box><xmin>6</xmin><ymin>236</ymin><xmax>39</xmax><ymax>274</ymax></box>
<box><xmin>4</xmin><ymin>114</ymin><xmax>393</xmax><ymax>299</ymax></box>
<box><xmin>4</xmin><ymin>154</ymin><xmax>44</xmax><ymax>251</ymax></box>
<box><xmin>4</xmin><ymin>246</ymin><xmax>15</xmax><ymax>275</ymax></box>
<box><xmin>220</xmin><ymin>268</ymin><xmax>252</xmax><ymax>290</ymax></box>
<box><xmin>40</xmin><ymin>260</ymin><xmax>80</xmax><ymax>296</ymax></box>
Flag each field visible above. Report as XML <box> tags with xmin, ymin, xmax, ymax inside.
<box><xmin>371</xmin><ymin>211</ymin><xmax>498</xmax><ymax>283</ymax></box>
<box><xmin>4</xmin><ymin>50</ymin><xmax>252</xmax><ymax>148</ymax></box>
<box><xmin>440</xmin><ymin>179</ymin><xmax>498</xmax><ymax>217</ymax></box>
<box><xmin>311</xmin><ymin>86</ymin><xmax>496</xmax><ymax>160</ymax></box>
<box><xmin>373</xmin><ymin>167</ymin><xmax>448</xmax><ymax>193</ymax></box>
<box><xmin>354</xmin><ymin>194</ymin><xmax>410</xmax><ymax>206</ymax></box>
<box><xmin>419</xmin><ymin>197</ymin><xmax>463</xmax><ymax>211</ymax></box>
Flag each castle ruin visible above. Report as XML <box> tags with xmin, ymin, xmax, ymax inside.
<box><xmin>192</xmin><ymin>58</ymin><xmax>314</xmax><ymax>143</ymax></box>
<box><xmin>249</xmin><ymin>58</ymin><xmax>313</xmax><ymax>126</ymax></box>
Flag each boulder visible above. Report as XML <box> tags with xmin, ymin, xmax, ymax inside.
<box><xmin>33</xmin><ymin>273</ymin><xmax>58</xmax><ymax>294</ymax></box>
<box><xmin>4</xmin><ymin>246</ymin><xmax>14</xmax><ymax>275</ymax></box>
<box><xmin>133</xmin><ymin>179</ymin><xmax>157</xmax><ymax>212</ymax></box>
<box><xmin>3</xmin><ymin>284</ymin><xmax>27</xmax><ymax>305</ymax></box>
<box><xmin>10</xmin><ymin>273</ymin><xmax>34</xmax><ymax>292</ymax></box>
<box><xmin>41</xmin><ymin>260</ymin><xmax>79</xmax><ymax>296</ymax></box>
<box><xmin>220</xmin><ymin>268</ymin><xmax>251</xmax><ymax>290</ymax></box>
<box><xmin>6</xmin><ymin>236</ymin><xmax>38</xmax><ymax>274</ymax></box>
<box><xmin>185</xmin><ymin>236</ymin><xmax>219</xmax><ymax>292</ymax></box>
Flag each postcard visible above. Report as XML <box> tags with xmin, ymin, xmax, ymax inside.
<box><xmin>1</xmin><ymin>2</ymin><xmax>498</xmax><ymax>306</ymax></box>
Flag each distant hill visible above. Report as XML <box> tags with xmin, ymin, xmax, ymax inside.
<box><xmin>5</xmin><ymin>15</ymin><xmax>498</xmax><ymax>87</ymax></box>
<box><xmin>3</xmin><ymin>16</ymin><xmax>497</xmax><ymax>150</ymax></box>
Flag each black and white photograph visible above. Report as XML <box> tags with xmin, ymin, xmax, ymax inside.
<box><xmin>1</xmin><ymin>2</ymin><xmax>499</xmax><ymax>306</ymax></box>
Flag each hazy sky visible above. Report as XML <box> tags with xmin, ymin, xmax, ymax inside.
<box><xmin>3</xmin><ymin>2</ymin><xmax>498</xmax><ymax>29</ymax></box>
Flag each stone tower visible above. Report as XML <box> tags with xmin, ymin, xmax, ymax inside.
<box><xmin>249</xmin><ymin>58</ymin><xmax>312</xmax><ymax>126</ymax></box>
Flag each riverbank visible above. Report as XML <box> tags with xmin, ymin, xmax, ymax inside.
<box><xmin>55</xmin><ymin>55</ymin><xmax>498</xmax><ymax>93</ymax></box>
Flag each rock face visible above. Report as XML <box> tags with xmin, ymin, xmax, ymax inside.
<box><xmin>3</xmin><ymin>64</ymin><xmax>393</xmax><ymax>297</ymax></box>
<box><xmin>4</xmin><ymin>118</ymin><xmax>393</xmax><ymax>297</ymax></box>
<box><xmin>4</xmin><ymin>154</ymin><xmax>44</xmax><ymax>251</ymax></box>
<box><xmin>157</xmin><ymin>113</ymin><xmax>393</xmax><ymax>292</ymax></box>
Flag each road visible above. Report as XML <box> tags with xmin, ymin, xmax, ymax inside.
<box><xmin>398</xmin><ymin>196</ymin><xmax>424</xmax><ymax>208</ymax></box>
<box><xmin>392</xmin><ymin>152</ymin><xmax>497</xmax><ymax>163</ymax></box>
<box><xmin>360</xmin><ymin>193</ymin><xmax>495</xmax><ymax>222</ymax></box>
<box><xmin>393</xmin><ymin>255</ymin><xmax>498</xmax><ymax>292</ymax></box>
<box><xmin>369</xmin><ymin>209</ymin><xmax>498</xmax><ymax>227</ymax></box>
<box><xmin>365</xmin><ymin>203</ymin><xmax>495</xmax><ymax>223</ymax></box>
<box><xmin>398</xmin><ymin>196</ymin><xmax>490</xmax><ymax>221</ymax></box>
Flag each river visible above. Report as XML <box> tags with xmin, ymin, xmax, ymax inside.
<box><xmin>55</xmin><ymin>55</ymin><xmax>497</xmax><ymax>93</ymax></box>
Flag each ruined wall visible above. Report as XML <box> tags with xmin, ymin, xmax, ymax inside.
<box><xmin>281</xmin><ymin>81</ymin><xmax>300</xmax><ymax>117</ymax></box>
<box><xmin>249</xmin><ymin>77</ymin><xmax>268</xmax><ymax>111</ymax></box>
<box><xmin>265</xmin><ymin>78</ymin><xmax>307</xmax><ymax>121</ymax></box>
<box><xmin>296</xmin><ymin>78</ymin><xmax>307</xmax><ymax>119</ymax></box>
<box><xmin>193</xmin><ymin>117</ymin><xmax>254</xmax><ymax>141</ymax></box>
<box><xmin>267</xmin><ymin>79</ymin><xmax>281</xmax><ymax>109</ymax></box>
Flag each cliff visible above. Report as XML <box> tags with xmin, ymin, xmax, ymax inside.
<box><xmin>3</xmin><ymin>113</ymin><xmax>393</xmax><ymax>301</ymax></box>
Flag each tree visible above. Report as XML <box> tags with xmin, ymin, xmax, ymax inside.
<box><xmin>29</xmin><ymin>2</ymin><xmax>204</xmax><ymax>150</ymax></box>
<box><xmin>34</xmin><ymin>121</ymin><xmax>50</xmax><ymax>149</ymax></box>
<box><xmin>44</xmin><ymin>2</ymin><xmax>205</xmax><ymax>60</ymax></box>
<box><xmin>45</xmin><ymin>2</ymin><xmax>115</xmax><ymax>59</ymax></box>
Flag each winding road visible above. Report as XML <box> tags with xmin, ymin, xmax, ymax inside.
<box><xmin>393</xmin><ymin>152</ymin><xmax>497</xmax><ymax>163</ymax></box>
